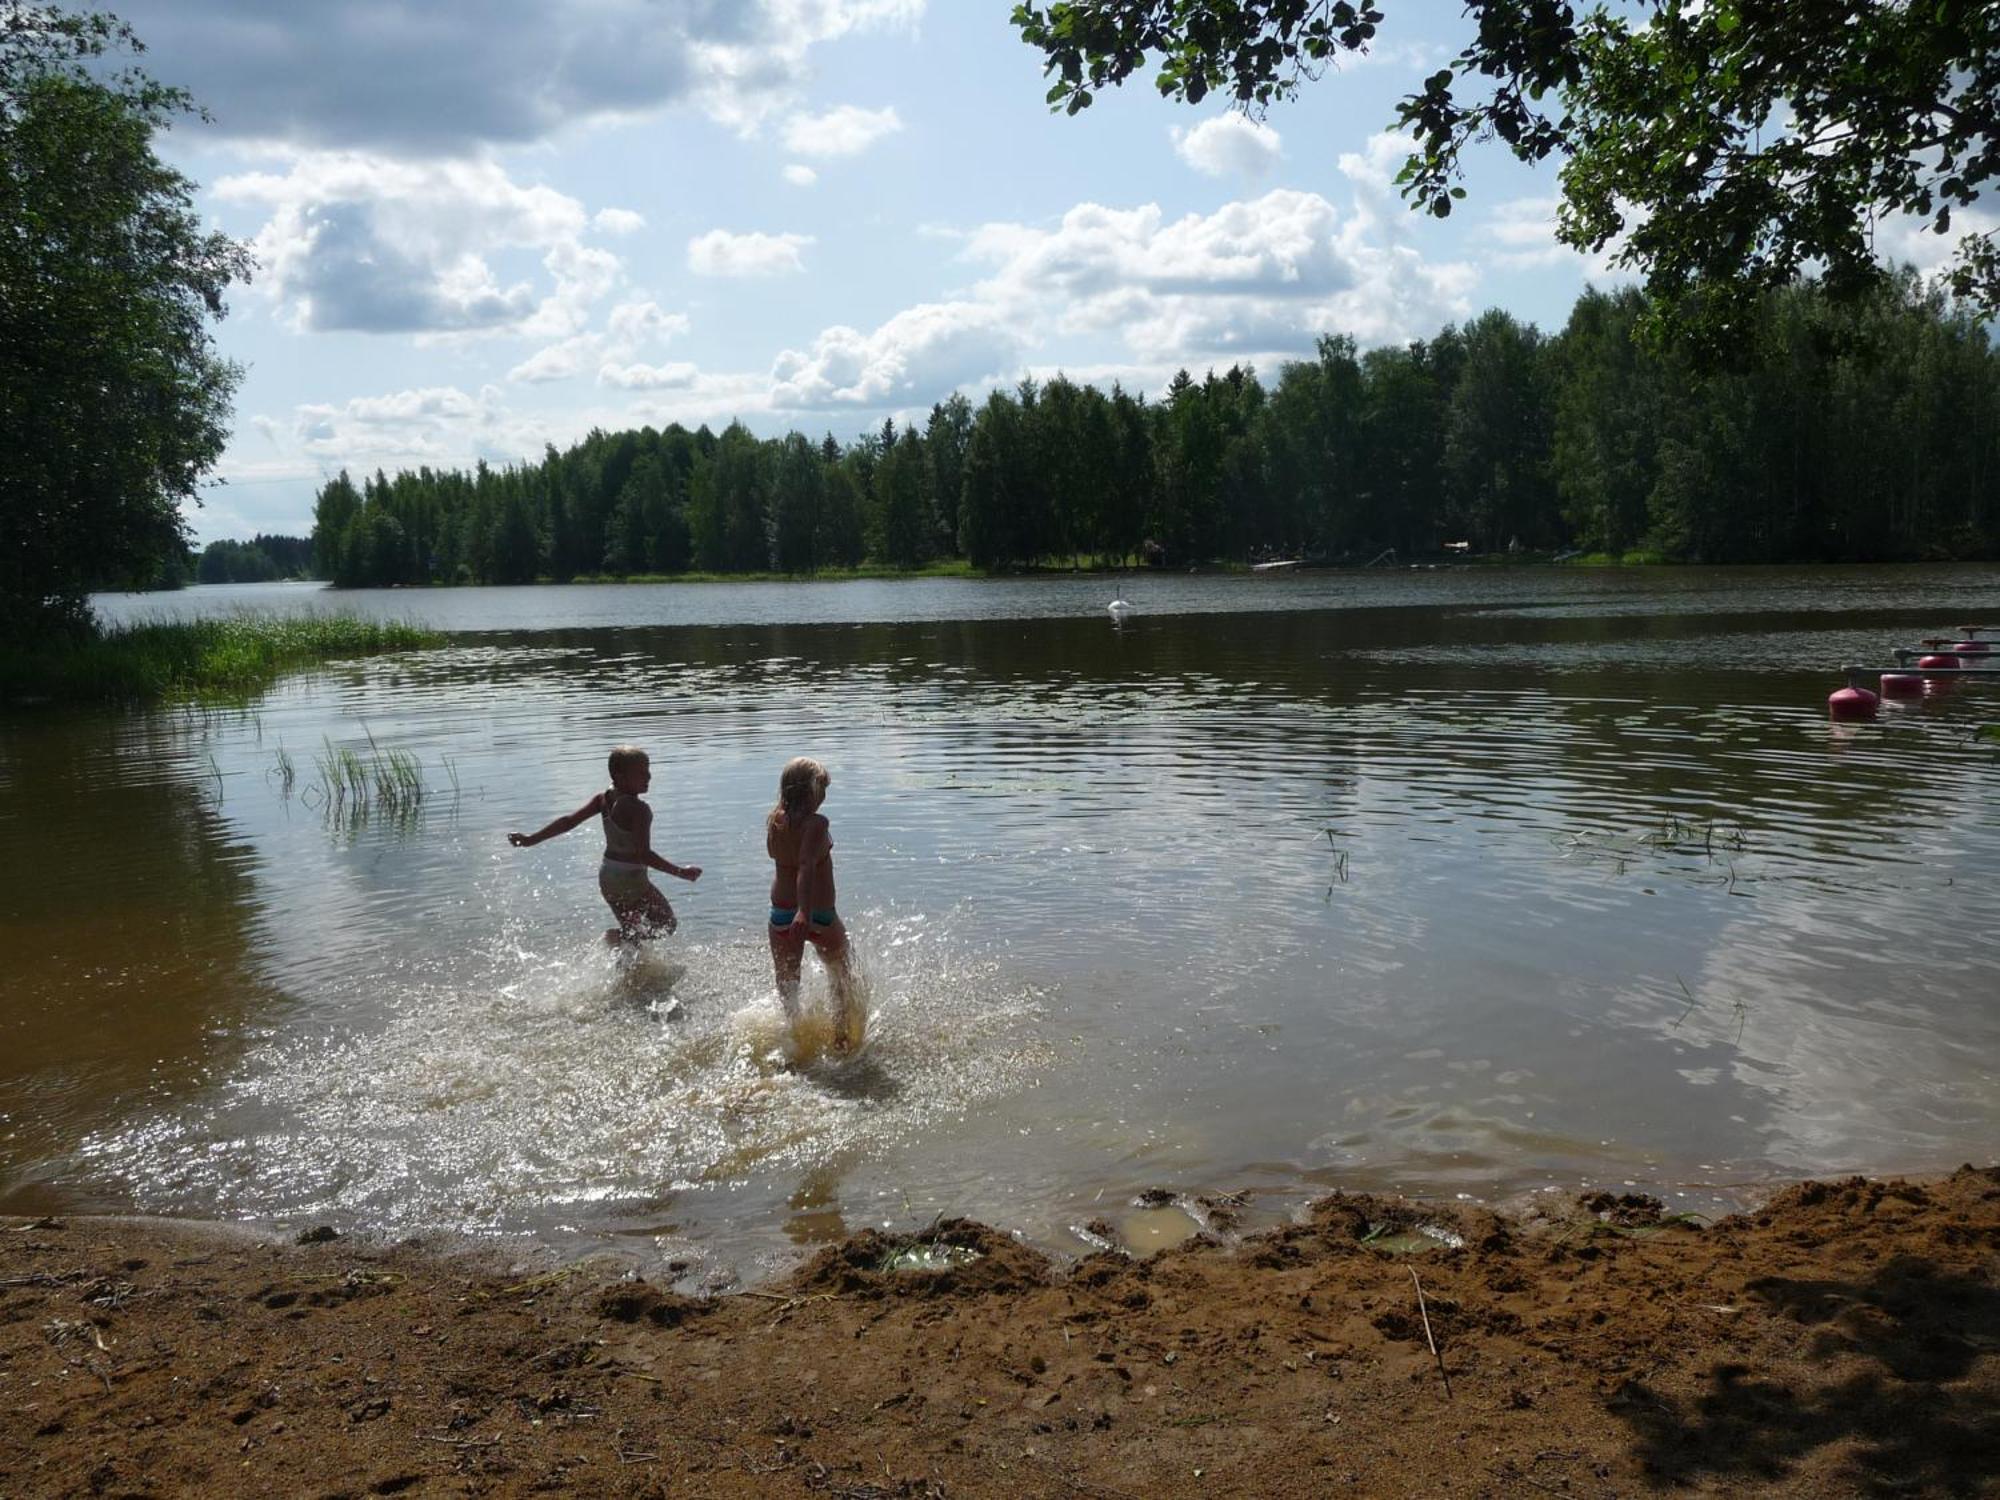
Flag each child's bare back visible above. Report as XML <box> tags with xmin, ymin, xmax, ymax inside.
<box><xmin>765</xmin><ymin>757</ymin><xmax>856</xmax><ymax>1046</ymax></box>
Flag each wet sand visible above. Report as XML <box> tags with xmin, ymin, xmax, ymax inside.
<box><xmin>3</xmin><ymin>1167</ymin><xmax>1994</xmax><ymax>1498</ymax></box>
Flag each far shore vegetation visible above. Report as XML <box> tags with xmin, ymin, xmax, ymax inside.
<box><xmin>304</xmin><ymin>277</ymin><xmax>2000</xmax><ymax>594</ymax></box>
<box><xmin>0</xmin><ymin>615</ymin><xmax>443</xmax><ymax>709</ymax></box>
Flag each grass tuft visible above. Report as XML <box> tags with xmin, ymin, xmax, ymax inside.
<box><xmin>307</xmin><ymin>726</ymin><xmax>430</xmax><ymax>820</ymax></box>
<box><xmin>0</xmin><ymin>613</ymin><xmax>443</xmax><ymax>709</ymax></box>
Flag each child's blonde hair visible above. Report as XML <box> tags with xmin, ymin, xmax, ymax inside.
<box><xmin>608</xmin><ymin>744</ymin><xmax>648</xmax><ymax>780</ymax></box>
<box><xmin>768</xmin><ymin>756</ymin><xmax>829</xmax><ymax>834</ymax></box>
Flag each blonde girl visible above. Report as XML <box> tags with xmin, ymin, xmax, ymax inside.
<box><xmin>766</xmin><ymin>756</ymin><xmax>856</xmax><ymax>1046</ymax></box>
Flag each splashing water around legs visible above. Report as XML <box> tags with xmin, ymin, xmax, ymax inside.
<box><xmin>75</xmin><ymin>911</ymin><xmax>1046</xmax><ymax>1262</ymax></box>
<box><xmin>769</xmin><ymin>916</ymin><xmax>867</xmax><ymax>1061</ymax></box>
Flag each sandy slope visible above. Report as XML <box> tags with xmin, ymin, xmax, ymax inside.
<box><xmin>2</xmin><ymin>1167</ymin><xmax>1995</xmax><ymax>1498</ymax></box>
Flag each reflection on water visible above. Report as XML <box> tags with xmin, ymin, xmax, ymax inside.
<box><xmin>0</xmin><ymin>711</ymin><xmax>279</xmax><ymax>1209</ymax></box>
<box><xmin>4</xmin><ymin>566</ymin><xmax>1997</xmax><ymax>1281</ymax></box>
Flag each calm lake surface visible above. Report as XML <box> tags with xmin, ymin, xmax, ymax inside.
<box><xmin>5</xmin><ymin>565</ymin><xmax>1998</xmax><ymax>1282</ymax></box>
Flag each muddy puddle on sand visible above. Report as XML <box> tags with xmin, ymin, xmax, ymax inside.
<box><xmin>75</xmin><ymin>916</ymin><xmax>1052</xmax><ymax>1265</ymax></box>
<box><xmin>1071</xmin><ymin>1191</ymin><xmax>1213</xmax><ymax>1256</ymax></box>
<box><xmin>1117</xmin><ymin>1205</ymin><xmax>1202</xmax><ymax>1251</ymax></box>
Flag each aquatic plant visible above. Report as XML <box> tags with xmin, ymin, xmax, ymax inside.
<box><xmin>1641</xmin><ymin>814</ymin><xmax>1748</xmax><ymax>855</ymax></box>
<box><xmin>0</xmin><ymin>612</ymin><xmax>443</xmax><ymax>708</ymax></box>
<box><xmin>305</xmin><ymin>725</ymin><xmax>432</xmax><ymax>826</ymax></box>
<box><xmin>1558</xmin><ymin>815</ymin><xmax>1750</xmax><ymax>882</ymax></box>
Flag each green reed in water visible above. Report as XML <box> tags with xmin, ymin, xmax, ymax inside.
<box><xmin>0</xmin><ymin>612</ymin><xmax>442</xmax><ymax>708</ymax></box>
<box><xmin>310</xmin><ymin>729</ymin><xmax>428</xmax><ymax>817</ymax></box>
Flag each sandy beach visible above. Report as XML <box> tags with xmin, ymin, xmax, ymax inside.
<box><xmin>3</xmin><ymin>1166</ymin><xmax>1994</xmax><ymax>1498</ymax></box>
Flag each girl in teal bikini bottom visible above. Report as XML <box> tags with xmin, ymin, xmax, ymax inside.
<box><xmin>764</xmin><ymin>756</ymin><xmax>857</xmax><ymax>1050</ymax></box>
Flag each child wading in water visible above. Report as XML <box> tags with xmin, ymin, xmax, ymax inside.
<box><xmin>510</xmin><ymin>746</ymin><xmax>701</xmax><ymax>944</ymax></box>
<box><xmin>767</xmin><ymin>757</ymin><xmax>858</xmax><ymax>1049</ymax></box>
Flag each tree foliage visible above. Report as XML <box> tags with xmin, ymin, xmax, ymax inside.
<box><xmin>306</xmin><ymin>276</ymin><xmax>2000</xmax><ymax>585</ymax></box>
<box><xmin>196</xmin><ymin>534</ymin><xmax>313</xmax><ymax>583</ymax></box>
<box><xmin>1012</xmin><ymin>1</ymin><xmax>2000</xmax><ymax>344</ymax></box>
<box><xmin>0</xmin><ymin>3</ymin><xmax>250</xmax><ymax>640</ymax></box>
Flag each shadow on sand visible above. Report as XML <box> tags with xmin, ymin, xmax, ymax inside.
<box><xmin>1611</xmin><ymin>1254</ymin><xmax>1999</xmax><ymax>1495</ymax></box>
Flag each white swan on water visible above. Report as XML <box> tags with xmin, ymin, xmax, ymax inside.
<box><xmin>1107</xmin><ymin>593</ymin><xmax>1132</xmax><ymax>618</ymax></box>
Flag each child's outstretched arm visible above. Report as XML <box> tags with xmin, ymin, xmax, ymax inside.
<box><xmin>620</xmin><ymin>800</ymin><xmax>700</xmax><ymax>881</ymax></box>
<box><xmin>646</xmin><ymin>848</ymin><xmax>702</xmax><ymax>882</ymax></box>
<box><xmin>508</xmin><ymin>793</ymin><xmax>603</xmax><ymax>847</ymax></box>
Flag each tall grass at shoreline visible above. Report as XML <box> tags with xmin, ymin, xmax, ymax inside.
<box><xmin>0</xmin><ymin>613</ymin><xmax>444</xmax><ymax>708</ymax></box>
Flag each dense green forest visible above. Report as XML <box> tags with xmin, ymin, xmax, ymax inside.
<box><xmin>194</xmin><ymin>534</ymin><xmax>314</xmax><ymax>583</ymax></box>
<box><xmin>311</xmin><ymin>275</ymin><xmax>2000</xmax><ymax>588</ymax></box>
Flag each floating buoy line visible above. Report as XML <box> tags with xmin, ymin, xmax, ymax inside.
<box><xmin>1827</xmin><ymin>625</ymin><xmax>1999</xmax><ymax>720</ymax></box>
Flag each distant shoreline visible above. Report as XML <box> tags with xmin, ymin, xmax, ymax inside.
<box><xmin>113</xmin><ymin>553</ymin><xmax>2000</xmax><ymax>597</ymax></box>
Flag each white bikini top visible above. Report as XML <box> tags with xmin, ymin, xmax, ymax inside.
<box><xmin>601</xmin><ymin>790</ymin><xmax>646</xmax><ymax>860</ymax></box>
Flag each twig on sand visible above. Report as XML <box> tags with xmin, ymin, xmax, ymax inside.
<box><xmin>742</xmin><ymin>1289</ymin><xmax>841</xmax><ymax>1324</ymax></box>
<box><xmin>1409</xmin><ymin>1267</ymin><xmax>1451</xmax><ymax>1400</ymax></box>
<box><xmin>1496</xmin><ymin>1463</ymin><xmax>1575</xmax><ymax>1497</ymax></box>
<box><xmin>604</xmin><ymin>1361</ymin><xmax>663</xmax><ymax>1384</ymax></box>
<box><xmin>420</xmin><ymin>1434</ymin><xmax>502</xmax><ymax>1450</ymax></box>
<box><xmin>736</xmin><ymin>1444</ymin><xmax>799</xmax><ymax>1475</ymax></box>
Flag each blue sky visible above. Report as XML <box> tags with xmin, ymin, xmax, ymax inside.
<box><xmin>117</xmin><ymin>1</ymin><xmax>1649</xmax><ymax>542</ymax></box>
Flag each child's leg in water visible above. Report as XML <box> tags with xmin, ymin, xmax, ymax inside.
<box><xmin>808</xmin><ymin>918</ymin><xmax>856</xmax><ymax>1048</ymax></box>
<box><xmin>768</xmin><ymin>922</ymin><xmax>805</xmax><ymax>1018</ymax></box>
<box><xmin>605</xmin><ymin>885</ymin><xmax>676</xmax><ymax>945</ymax></box>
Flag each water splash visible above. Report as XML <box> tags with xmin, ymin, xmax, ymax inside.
<box><xmin>79</xmin><ymin>911</ymin><xmax>1049</xmax><ymax>1242</ymax></box>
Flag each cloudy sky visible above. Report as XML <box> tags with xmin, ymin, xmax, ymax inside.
<box><xmin>118</xmin><ymin>0</ymin><xmax>1638</xmax><ymax>542</ymax></box>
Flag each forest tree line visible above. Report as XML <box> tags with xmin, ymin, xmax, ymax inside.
<box><xmin>308</xmin><ymin>275</ymin><xmax>2000</xmax><ymax>588</ymax></box>
<box><xmin>195</xmin><ymin>534</ymin><xmax>314</xmax><ymax>583</ymax></box>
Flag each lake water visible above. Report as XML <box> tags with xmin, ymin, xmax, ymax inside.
<box><xmin>4</xmin><ymin>566</ymin><xmax>1998</xmax><ymax>1283</ymax></box>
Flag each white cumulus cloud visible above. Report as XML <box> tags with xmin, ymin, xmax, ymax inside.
<box><xmin>782</xmin><ymin>104</ymin><xmax>903</xmax><ymax>159</ymax></box>
<box><xmin>607</xmin><ymin>301</ymin><xmax>692</xmax><ymax>346</ymax></box>
<box><xmin>216</xmin><ymin>153</ymin><xmax>623</xmax><ymax>337</ymax></box>
<box><xmin>509</xmin><ymin>299</ymin><xmax>692</xmax><ymax>385</ymax></box>
<box><xmin>593</xmin><ymin>207</ymin><xmax>647</xmax><ymax>235</ymax></box>
<box><xmin>291</xmin><ymin>384</ymin><xmax>522</xmax><ymax>469</ymax></box>
<box><xmin>1171</xmin><ymin>114</ymin><xmax>1283</xmax><ymax>180</ymax></box>
<box><xmin>769</xmin><ymin>301</ymin><xmax>1019</xmax><ymax>408</ymax></box>
<box><xmin>687</xmin><ymin>229</ymin><xmax>815</xmax><ymax>277</ymax></box>
<box><xmin>599</xmin><ymin>361</ymin><xmax>702</xmax><ymax>390</ymax></box>
<box><xmin>509</xmin><ymin>337</ymin><xmax>597</xmax><ymax>385</ymax></box>
<box><xmin>1875</xmin><ymin>206</ymin><xmax>2000</xmax><ymax>279</ymax></box>
<box><xmin>964</xmin><ymin>189</ymin><xmax>1474</xmax><ymax>358</ymax></box>
<box><xmin>783</xmin><ymin>163</ymin><xmax>819</xmax><ymax>187</ymax></box>
<box><xmin>749</xmin><ymin>178</ymin><xmax>1479</xmax><ymax>416</ymax></box>
<box><xmin>112</xmin><ymin>0</ymin><xmax>929</xmax><ymax>151</ymax></box>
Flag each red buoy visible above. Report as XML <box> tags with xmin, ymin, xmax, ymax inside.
<box><xmin>1917</xmin><ymin>653</ymin><xmax>1961</xmax><ymax>671</ymax></box>
<box><xmin>1951</xmin><ymin>640</ymin><xmax>1990</xmax><ymax>657</ymax></box>
<box><xmin>1828</xmin><ymin>685</ymin><xmax>1879</xmax><ymax>721</ymax></box>
<box><xmin>1880</xmin><ymin>673</ymin><xmax>1923</xmax><ymax>699</ymax></box>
